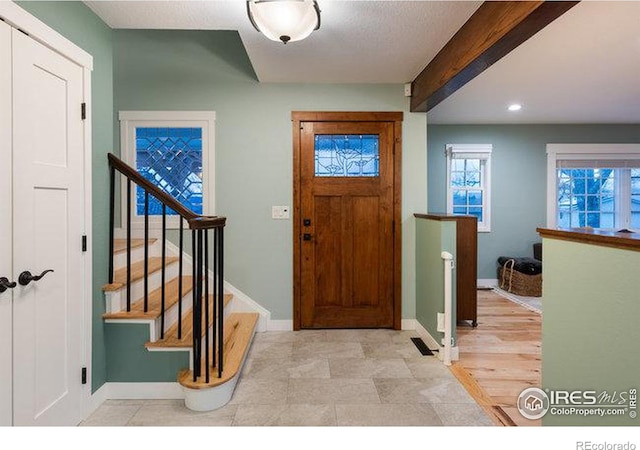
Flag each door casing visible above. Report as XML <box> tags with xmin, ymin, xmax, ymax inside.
<box><xmin>292</xmin><ymin>111</ymin><xmax>403</xmax><ymax>330</ymax></box>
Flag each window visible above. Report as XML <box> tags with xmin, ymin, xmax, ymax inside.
<box><xmin>314</xmin><ymin>134</ymin><xmax>379</xmax><ymax>177</ymax></box>
<box><xmin>446</xmin><ymin>144</ymin><xmax>492</xmax><ymax>232</ymax></box>
<box><xmin>119</xmin><ymin>111</ymin><xmax>215</xmax><ymax>228</ymax></box>
<box><xmin>547</xmin><ymin>144</ymin><xmax>640</xmax><ymax>230</ymax></box>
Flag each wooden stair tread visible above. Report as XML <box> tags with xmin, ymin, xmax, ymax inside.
<box><xmin>178</xmin><ymin>312</ymin><xmax>259</xmax><ymax>389</ymax></box>
<box><xmin>103</xmin><ymin>276</ymin><xmax>194</xmax><ymax>320</ymax></box>
<box><xmin>113</xmin><ymin>238</ymin><xmax>157</xmax><ymax>254</ymax></box>
<box><xmin>102</xmin><ymin>256</ymin><xmax>179</xmax><ymax>292</ymax></box>
<box><xmin>145</xmin><ymin>293</ymin><xmax>233</xmax><ymax>349</ymax></box>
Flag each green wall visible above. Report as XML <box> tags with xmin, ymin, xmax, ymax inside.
<box><xmin>541</xmin><ymin>238</ymin><xmax>640</xmax><ymax>426</ymax></box>
<box><xmin>427</xmin><ymin>125</ymin><xmax>640</xmax><ymax>279</ymax></box>
<box><xmin>415</xmin><ymin>217</ymin><xmax>457</xmax><ymax>346</ymax></box>
<box><xmin>113</xmin><ymin>29</ymin><xmax>427</xmax><ymax>323</ymax></box>
<box><xmin>17</xmin><ymin>1</ymin><xmax>114</xmax><ymax>392</ymax></box>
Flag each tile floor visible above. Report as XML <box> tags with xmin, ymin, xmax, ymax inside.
<box><xmin>81</xmin><ymin>329</ymin><xmax>494</xmax><ymax>426</ymax></box>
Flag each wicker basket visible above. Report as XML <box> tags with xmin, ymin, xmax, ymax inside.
<box><xmin>498</xmin><ymin>260</ymin><xmax>542</xmax><ymax>297</ymax></box>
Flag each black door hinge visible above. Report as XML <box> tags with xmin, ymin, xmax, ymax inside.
<box><xmin>82</xmin><ymin>235</ymin><xmax>87</xmax><ymax>252</ymax></box>
<box><xmin>81</xmin><ymin>367</ymin><xmax>87</xmax><ymax>385</ymax></box>
<box><xmin>81</xmin><ymin>103</ymin><xmax>86</xmax><ymax>120</ymax></box>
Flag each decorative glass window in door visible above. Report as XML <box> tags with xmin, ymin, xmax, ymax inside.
<box><xmin>314</xmin><ymin>134</ymin><xmax>379</xmax><ymax>176</ymax></box>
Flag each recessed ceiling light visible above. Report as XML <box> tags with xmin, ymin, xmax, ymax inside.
<box><xmin>508</xmin><ymin>104</ymin><xmax>522</xmax><ymax>112</ymax></box>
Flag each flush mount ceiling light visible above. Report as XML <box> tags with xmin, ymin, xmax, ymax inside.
<box><xmin>247</xmin><ymin>0</ymin><xmax>321</xmax><ymax>44</ymax></box>
<box><xmin>508</xmin><ymin>103</ymin><xmax>523</xmax><ymax>111</ymax></box>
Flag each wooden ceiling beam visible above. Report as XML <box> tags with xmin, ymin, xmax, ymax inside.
<box><xmin>410</xmin><ymin>1</ymin><xmax>579</xmax><ymax>113</ymax></box>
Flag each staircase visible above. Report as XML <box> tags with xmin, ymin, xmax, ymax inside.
<box><xmin>103</xmin><ymin>153</ymin><xmax>260</xmax><ymax>411</ymax></box>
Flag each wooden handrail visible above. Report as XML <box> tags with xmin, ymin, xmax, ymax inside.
<box><xmin>108</xmin><ymin>153</ymin><xmax>225</xmax><ymax>229</ymax></box>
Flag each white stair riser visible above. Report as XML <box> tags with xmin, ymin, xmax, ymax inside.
<box><xmin>152</xmin><ymin>296</ymin><xmax>233</xmax><ymax>342</ymax></box>
<box><xmin>124</xmin><ymin>263</ymin><xmax>180</xmax><ymax>310</ymax></box>
<box><xmin>113</xmin><ymin>241</ymin><xmax>162</xmax><ymax>268</ymax></box>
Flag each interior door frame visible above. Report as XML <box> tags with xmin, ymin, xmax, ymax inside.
<box><xmin>0</xmin><ymin>2</ymin><xmax>93</xmax><ymax>423</ymax></box>
<box><xmin>292</xmin><ymin>111</ymin><xmax>403</xmax><ymax>330</ymax></box>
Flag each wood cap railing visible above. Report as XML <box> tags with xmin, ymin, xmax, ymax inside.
<box><xmin>108</xmin><ymin>153</ymin><xmax>225</xmax><ymax>229</ymax></box>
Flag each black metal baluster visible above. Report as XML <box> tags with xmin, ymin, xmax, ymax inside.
<box><xmin>126</xmin><ymin>178</ymin><xmax>132</xmax><ymax>312</ymax></box>
<box><xmin>217</xmin><ymin>226</ymin><xmax>224</xmax><ymax>378</ymax></box>
<box><xmin>108</xmin><ymin>166</ymin><xmax>115</xmax><ymax>284</ymax></box>
<box><xmin>178</xmin><ymin>218</ymin><xmax>184</xmax><ymax>339</ymax></box>
<box><xmin>212</xmin><ymin>225</ymin><xmax>217</xmax><ymax>370</ymax></box>
<box><xmin>144</xmin><ymin>191</ymin><xmax>149</xmax><ymax>313</ymax></box>
<box><xmin>161</xmin><ymin>204</ymin><xmax>166</xmax><ymax>339</ymax></box>
<box><xmin>204</xmin><ymin>229</ymin><xmax>210</xmax><ymax>383</ymax></box>
<box><xmin>195</xmin><ymin>229</ymin><xmax>203</xmax><ymax>379</ymax></box>
<box><xmin>191</xmin><ymin>229</ymin><xmax>197</xmax><ymax>382</ymax></box>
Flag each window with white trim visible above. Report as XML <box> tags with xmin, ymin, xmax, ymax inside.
<box><xmin>446</xmin><ymin>144</ymin><xmax>492</xmax><ymax>232</ymax></box>
<box><xmin>547</xmin><ymin>144</ymin><xmax>640</xmax><ymax>230</ymax></box>
<box><xmin>119</xmin><ymin>111</ymin><xmax>215</xmax><ymax>229</ymax></box>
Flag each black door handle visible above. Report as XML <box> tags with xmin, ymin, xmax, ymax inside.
<box><xmin>0</xmin><ymin>277</ymin><xmax>17</xmax><ymax>293</ymax></box>
<box><xmin>18</xmin><ymin>269</ymin><xmax>54</xmax><ymax>286</ymax></box>
<box><xmin>303</xmin><ymin>233</ymin><xmax>312</xmax><ymax>241</ymax></box>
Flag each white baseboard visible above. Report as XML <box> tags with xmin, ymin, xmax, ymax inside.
<box><xmin>106</xmin><ymin>382</ymin><xmax>183</xmax><ymax>399</ymax></box>
<box><xmin>266</xmin><ymin>320</ymin><xmax>293</xmax><ymax>331</ymax></box>
<box><xmin>401</xmin><ymin>319</ymin><xmax>416</xmax><ymax>330</ymax></box>
<box><xmin>85</xmin><ymin>383</ymin><xmax>110</xmax><ymax>420</ymax></box>
<box><xmin>413</xmin><ymin>320</ymin><xmax>459</xmax><ymax>362</ymax></box>
<box><xmin>84</xmin><ymin>382</ymin><xmax>183</xmax><ymax>420</ymax></box>
<box><xmin>478</xmin><ymin>278</ymin><xmax>498</xmax><ymax>288</ymax></box>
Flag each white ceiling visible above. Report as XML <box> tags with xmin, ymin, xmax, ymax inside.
<box><xmin>84</xmin><ymin>0</ymin><xmax>481</xmax><ymax>83</ymax></box>
<box><xmin>84</xmin><ymin>0</ymin><xmax>640</xmax><ymax>124</ymax></box>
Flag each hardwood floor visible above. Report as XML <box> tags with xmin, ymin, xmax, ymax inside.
<box><xmin>451</xmin><ymin>289</ymin><xmax>542</xmax><ymax>426</ymax></box>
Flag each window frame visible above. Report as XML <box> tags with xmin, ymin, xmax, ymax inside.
<box><xmin>119</xmin><ymin>110</ymin><xmax>216</xmax><ymax>229</ymax></box>
<box><xmin>546</xmin><ymin>144</ymin><xmax>640</xmax><ymax>230</ymax></box>
<box><xmin>446</xmin><ymin>144</ymin><xmax>492</xmax><ymax>232</ymax></box>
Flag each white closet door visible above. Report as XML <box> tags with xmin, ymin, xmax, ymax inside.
<box><xmin>0</xmin><ymin>19</ymin><xmax>13</xmax><ymax>427</ymax></box>
<box><xmin>11</xmin><ymin>28</ymin><xmax>85</xmax><ymax>426</ymax></box>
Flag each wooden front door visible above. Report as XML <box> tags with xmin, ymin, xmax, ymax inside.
<box><xmin>293</xmin><ymin>112</ymin><xmax>402</xmax><ymax>329</ymax></box>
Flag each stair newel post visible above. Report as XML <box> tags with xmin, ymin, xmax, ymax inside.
<box><xmin>178</xmin><ymin>217</ymin><xmax>184</xmax><ymax>340</ymax></box>
<box><xmin>144</xmin><ymin>190</ymin><xmax>149</xmax><ymax>313</ymax></box>
<box><xmin>191</xmin><ymin>229</ymin><xmax>198</xmax><ymax>382</ymax></box>
<box><xmin>204</xmin><ymin>229</ymin><xmax>210</xmax><ymax>384</ymax></box>
<box><xmin>217</xmin><ymin>225</ymin><xmax>224</xmax><ymax>378</ymax></box>
<box><xmin>126</xmin><ymin>178</ymin><xmax>132</xmax><ymax>312</ymax></box>
<box><xmin>161</xmin><ymin>204</ymin><xmax>167</xmax><ymax>339</ymax></box>
<box><xmin>108</xmin><ymin>164</ymin><xmax>115</xmax><ymax>285</ymax></box>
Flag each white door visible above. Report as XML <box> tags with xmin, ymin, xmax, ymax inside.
<box><xmin>11</xmin><ymin>28</ymin><xmax>85</xmax><ymax>426</ymax></box>
<box><xmin>0</xmin><ymin>19</ymin><xmax>13</xmax><ymax>427</ymax></box>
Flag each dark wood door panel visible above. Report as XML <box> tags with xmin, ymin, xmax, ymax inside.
<box><xmin>298</xmin><ymin>119</ymin><xmax>396</xmax><ymax>329</ymax></box>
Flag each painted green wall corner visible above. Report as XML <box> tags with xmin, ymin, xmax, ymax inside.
<box><xmin>427</xmin><ymin>125</ymin><xmax>640</xmax><ymax>280</ymax></box>
<box><xmin>541</xmin><ymin>238</ymin><xmax>640</xmax><ymax>426</ymax></box>
<box><xmin>17</xmin><ymin>1</ymin><xmax>114</xmax><ymax>393</ymax></box>
<box><xmin>415</xmin><ymin>218</ymin><xmax>457</xmax><ymax>346</ymax></box>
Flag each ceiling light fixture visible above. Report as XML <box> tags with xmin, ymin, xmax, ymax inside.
<box><xmin>247</xmin><ymin>0</ymin><xmax>321</xmax><ymax>44</ymax></box>
<box><xmin>508</xmin><ymin>103</ymin><xmax>523</xmax><ymax>112</ymax></box>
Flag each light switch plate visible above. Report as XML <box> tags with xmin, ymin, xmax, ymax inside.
<box><xmin>272</xmin><ymin>205</ymin><xmax>290</xmax><ymax>220</ymax></box>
